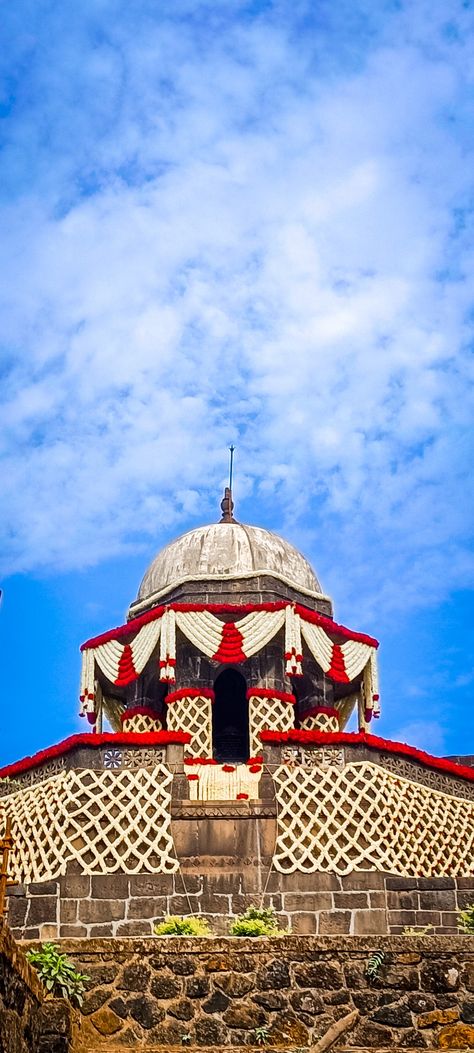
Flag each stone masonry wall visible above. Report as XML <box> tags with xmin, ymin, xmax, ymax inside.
<box><xmin>23</xmin><ymin>934</ymin><xmax>474</xmax><ymax>1050</ymax></box>
<box><xmin>0</xmin><ymin>919</ymin><xmax>43</xmax><ymax>1053</ymax></box>
<box><xmin>8</xmin><ymin>870</ymin><xmax>474</xmax><ymax>941</ymax></box>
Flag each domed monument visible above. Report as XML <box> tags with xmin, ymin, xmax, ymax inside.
<box><xmin>1</xmin><ymin>486</ymin><xmax>473</xmax><ymax>942</ymax></box>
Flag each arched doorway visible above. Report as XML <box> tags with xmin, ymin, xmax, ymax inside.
<box><xmin>212</xmin><ymin>669</ymin><xmax>249</xmax><ymax>763</ymax></box>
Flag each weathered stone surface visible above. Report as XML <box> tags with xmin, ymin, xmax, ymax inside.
<box><xmin>294</xmin><ymin>961</ymin><xmax>344</xmax><ymax>988</ymax></box>
<box><xmin>81</xmin><ymin>987</ymin><xmax>109</xmax><ymax>1015</ymax></box>
<box><xmin>257</xmin><ymin>957</ymin><xmax>290</xmax><ymax>990</ymax></box>
<box><xmin>353</xmin><ymin>1020</ymin><xmax>393</xmax><ymax>1046</ymax></box>
<box><xmin>406</xmin><ymin>992</ymin><xmax>436</xmax><ymax>1013</ymax></box>
<box><xmin>84</xmin><ymin>962</ymin><xmax>119</xmax><ymax>985</ymax></box>
<box><xmin>194</xmin><ymin>1016</ymin><xmax>227</xmax><ymax>1045</ymax></box>
<box><xmin>167</xmin><ymin>997</ymin><xmax>195</xmax><ymax>1020</ymax></box>
<box><xmin>202</xmin><ymin>990</ymin><xmax>230</xmax><ymax>1013</ymax></box>
<box><xmin>26</xmin><ymin>896</ymin><xmax>57</xmax><ymax>924</ymax></box>
<box><xmin>438</xmin><ymin>1021</ymin><xmax>474</xmax><ymax>1048</ymax></box>
<box><xmin>215</xmin><ymin>972</ymin><xmax>254</xmax><ymax>997</ymax></box>
<box><xmin>461</xmin><ymin>998</ymin><xmax>474</xmax><ymax>1023</ymax></box>
<box><xmin>224</xmin><ymin>1003</ymin><xmax>265</xmax><ymax>1029</ymax></box>
<box><xmin>127</xmin><ymin>993</ymin><xmax>164</xmax><ymax>1029</ymax></box>
<box><xmin>420</xmin><ymin>961</ymin><xmax>460</xmax><ymax>993</ymax></box>
<box><xmin>117</xmin><ymin>962</ymin><xmax>151</xmax><ymax>991</ymax></box>
<box><xmin>371</xmin><ymin>1000</ymin><xmax>413</xmax><ymax>1027</ymax></box>
<box><xmin>150</xmin><ymin>972</ymin><xmax>181</xmax><ymax>999</ymax></box>
<box><xmin>290</xmin><ymin>990</ymin><xmax>324</xmax><ymax>1015</ymax></box>
<box><xmin>204</xmin><ymin>954</ymin><xmax>230</xmax><ymax>972</ymax></box>
<box><xmin>318</xmin><ymin>910</ymin><xmax>352</xmax><ymax>933</ymax></box>
<box><xmin>398</xmin><ymin>1027</ymin><xmax>429</xmax><ymax>1047</ymax></box>
<box><xmin>90</xmin><ymin>1006</ymin><xmax>124</xmax><ymax>1035</ymax></box>
<box><xmin>267</xmin><ymin>1013</ymin><xmax>310</xmax><ymax>1046</ymax></box>
<box><xmin>108</xmin><ymin>995</ymin><xmax>128</xmax><ymax>1019</ymax></box>
<box><xmin>418</xmin><ymin>1006</ymin><xmax>459</xmax><ymax>1027</ymax></box>
<box><xmin>186</xmin><ymin>975</ymin><xmax>210</xmax><ymax>998</ymax></box>
<box><xmin>253</xmin><ymin>990</ymin><xmax>286</xmax><ymax>1011</ymax></box>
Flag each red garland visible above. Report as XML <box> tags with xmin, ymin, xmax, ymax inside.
<box><xmin>186</xmin><ymin>773</ymin><xmax>199</xmax><ymax>781</ymax></box>
<box><xmin>82</xmin><ymin>601</ymin><xmax>378</xmax><ymax>652</ymax></box>
<box><xmin>302</xmin><ymin>705</ymin><xmax>339</xmax><ymax>720</ymax></box>
<box><xmin>120</xmin><ymin>706</ymin><xmax>160</xmax><ymax>723</ymax></box>
<box><xmin>258</xmin><ymin>731</ymin><xmax>474</xmax><ymax>784</ymax></box>
<box><xmin>184</xmin><ymin>757</ymin><xmax>218</xmax><ymax>766</ymax></box>
<box><xmin>247</xmin><ymin>756</ymin><xmax>264</xmax><ymax>765</ymax></box>
<box><xmin>212</xmin><ymin>622</ymin><xmax>247</xmax><ymax>664</ymax></box>
<box><xmin>222</xmin><ymin>764</ymin><xmax>236</xmax><ymax>772</ymax></box>
<box><xmin>246</xmin><ymin>688</ymin><xmax>296</xmax><ymax>705</ymax></box>
<box><xmin>0</xmin><ymin>731</ymin><xmax>191</xmax><ymax>781</ymax></box>
<box><xmin>236</xmin><ymin>793</ymin><xmax>248</xmax><ymax>800</ymax></box>
<box><xmin>249</xmin><ymin>765</ymin><xmax>262</xmax><ymax>774</ymax></box>
<box><xmin>327</xmin><ymin>643</ymin><xmax>350</xmax><ymax>684</ymax></box>
<box><xmin>165</xmin><ymin>688</ymin><xmax>215</xmax><ymax>705</ymax></box>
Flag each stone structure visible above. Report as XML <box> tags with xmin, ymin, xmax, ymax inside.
<box><xmin>1</xmin><ymin>489</ymin><xmax>473</xmax><ymax>941</ymax></box>
<box><xmin>25</xmin><ymin>934</ymin><xmax>474</xmax><ymax>1051</ymax></box>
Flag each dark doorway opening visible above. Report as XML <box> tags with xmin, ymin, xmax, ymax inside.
<box><xmin>213</xmin><ymin>669</ymin><xmax>249</xmax><ymax>763</ymax></box>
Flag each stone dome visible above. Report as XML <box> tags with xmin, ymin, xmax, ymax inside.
<box><xmin>135</xmin><ymin>522</ymin><xmax>322</xmax><ymax>605</ymax></box>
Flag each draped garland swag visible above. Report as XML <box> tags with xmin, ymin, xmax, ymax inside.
<box><xmin>80</xmin><ymin>602</ymin><xmax>379</xmax><ymax>722</ymax></box>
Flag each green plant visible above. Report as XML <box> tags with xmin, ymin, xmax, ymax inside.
<box><xmin>365</xmin><ymin>950</ymin><xmax>386</xmax><ymax>981</ymax></box>
<box><xmin>153</xmin><ymin>915</ymin><xmax>212</xmax><ymax>936</ymax></box>
<box><xmin>26</xmin><ymin>943</ymin><xmax>89</xmax><ymax>1006</ymax></box>
<box><xmin>402</xmin><ymin>925</ymin><xmax>433</xmax><ymax>936</ymax></box>
<box><xmin>458</xmin><ymin>903</ymin><xmax>474</xmax><ymax>934</ymax></box>
<box><xmin>229</xmin><ymin>905</ymin><xmax>285</xmax><ymax>937</ymax></box>
<box><xmin>254</xmin><ymin>1024</ymin><xmax>270</xmax><ymax>1045</ymax></box>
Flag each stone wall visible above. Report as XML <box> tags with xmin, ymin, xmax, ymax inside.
<box><xmin>25</xmin><ymin>934</ymin><xmax>474</xmax><ymax>1050</ymax></box>
<box><xmin>0</xmin><ymin>919</ymin><xmax>43</xmax><ymax>1053</ymax></box>
<box><xmin>8</xmin><ymin>869</ymin><xmax>474</xmax><ymax>941</ymax></box>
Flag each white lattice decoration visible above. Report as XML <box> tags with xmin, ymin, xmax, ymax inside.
<box><xmin>300</xmin><ymin>713</ymin><xmax>339</xmax><ymax>733</ymax></box>
<box><xmin>248</xmin><ymin>694</ymin><xmax>294</xmax><ymax>756</ymax></box>
<box><xmin>166</xmin><ymin>695</ymin><xmax>212</xmax><ymax>757</ymax></box>
<box><xmin>187</xmin><ymin>763</ymin><xmax>262</xmax><ymax>801</ymax></box>
<box><xmin>0</xmin><ymin>765</ymin><xmax>177</xmax><ymax>883</ymax></box>
<box><xmin>122</xmin><ymin>713</ymin><xmax>162</xmax><ymax>733</ymax></box>
<box><xmin>272</xmin><ymin>760</ymin><xmax>474</xmax><ymax>877</ymax></box>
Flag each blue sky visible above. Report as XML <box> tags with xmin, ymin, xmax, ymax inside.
<box><xmin>1</xmin><ymin>0</ymin><xmax>473</xmax><ymax>765</ymax></box>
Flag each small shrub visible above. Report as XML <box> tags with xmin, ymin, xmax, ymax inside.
<box><xmin>153</xmin><ymin>915</ymin><xmax>212</xmax><ymax>936</ymax></box>
<box><xmin>458</xmin><ymin>903</ymin><xmax>474</xmax><ymax>934</ymax></box>
<box><xmin>365</xmin><ymin>950</ymin><xmax>386</xmax><ymax>981</ymax></box>
<box><xmin>26</xmin><ymin>943</ymin><xmax>89</xmax><ymax>1006</ymax></box>
<box><xmin>254</xmin><ymin>1024</ymin><xmax>270</xmax><ymax>1045</ymax></box>
<box><xmin>229</xmin><ymin>905</ymin><xmax>285</xmax><ymax>937</ymax></box>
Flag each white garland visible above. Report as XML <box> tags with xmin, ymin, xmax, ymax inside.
<box><xmin>285</xmin><ymin>605</ymin><xmax>303</xmax><ymax>675</ymax></box>
<box><xmin>159</xmin><ymin>608</ymin><xmax>176</xmax><ymax>682</ymax></box>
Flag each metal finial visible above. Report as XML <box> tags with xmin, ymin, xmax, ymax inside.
<box><xmin>219</xmin><ymin>447</ymin><xmax>237</xmax><ymax>523</ymax></box>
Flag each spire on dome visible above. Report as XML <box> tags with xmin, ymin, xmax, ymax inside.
<box><xmin>219</xmin><ymin>445</ymin><xmax>237</xmax><ymax>523</ymax></box>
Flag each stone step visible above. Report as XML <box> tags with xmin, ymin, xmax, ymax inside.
<box><xmin>81</xmin><ymin>1047</ymin><xmax>451</xmax><ymax>1052</ymax></box>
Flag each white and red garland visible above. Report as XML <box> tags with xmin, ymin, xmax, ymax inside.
<box><xmin>80</xmin><ymin>602</ymin><xmax>380</xmax><ymax>722</ymax></box>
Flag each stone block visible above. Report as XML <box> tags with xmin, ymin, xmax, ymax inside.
<box><xmin>90</xmin><ymin>874</ymin><xmax>129</xmax><ymax>899</ymax></box>
<box><xmin>333</xmin><ymin>892</ymin><xmax>368</xmax><ymax>909</ymax></box>
<box><xmin>369</xmin><ymin>891</ymin><xmax>388</xmax><ymax>908</ymax></box>
<box><xmin>372</xmin><ymin>1000</ymin><xmax>413</xmax><ymax>1027</ymax></box>
<box><xmin>318</xmin><ymin>911</ymin><xmax>351</xmax><ymax>934</ymax></box>
<box><xmin>150</xmin><ymin>973</ymin><xmax>182</xmax><ymax>999</ymax></box>
<box><xmin>437</xmin><ymin>1022</ymin><xmax>474</xmax><ymax>1048</ymax></box>
<box><xmin>387</xmin><ymin>909</ymin><xmax>417</xmax><ymax>927</ymax></box>
<box><xmin>418</xmin><ymin>1007</ymin><xmax>459</xmax><ymax>1027</ymax></box>
<box><xmin>39</xmin><ymin>923</ymin><xmax>58</xmax><ymax>940</ymax></box>
<box><xmin>420</xmin><ymin>961</ymin><xmax>460</xmax><ymax>993</ymax></box>
<box><xmin>419</xmin><ymin>890</ymin><xmax>456</xmax><ymax>910</ymax></box>
<box><xmin>282</xmin><ymin>892</ymin><xmax>332</xmax><ymax>912</ymax></box>
<box><xmin>440</xmin><ymin>912</ymin><xmax>460</xmax><ymax>931</ymax></box>
<box><xmin>27</xmin><ymin>896</ymin><xmax>57</xmax><ymax>925</ymax></box>
<box><xmin>78</xmin><ymin>898</ymin><xmax>125</xmax><ymax>923</ymax></box>
<box><xmin>59</xmin><ymin>924</ymin><xmax>87</xmax><ymax>937</ymax></box>
<box><xmin>194</xmin><ymin>1016</ymin><xmax>227</xmax><ymax>1045</ymax></box>
<box><xmin>418</xmin><ymin>876</ymin><xmax>455</xmax><ymax>890</ymax></box>
<box><xmin>60</xmin><ymin>873</ymin><xmax>91</xmax><ymax>898</ymax></box>
<box><xmin>202</xmin><ymin>990</ymin><xmax>230</xmax><ymax>1014</ymax></box>
<box><xmin>415</xmin><ymin>910</ymin><xmax>442</xmax><ymax>926</ymax></box>
<box><xmin>461</xmin><ymin>1000</ymin><xmax>474</xmax><ymax>1023</ymax></box>
<box><xmin>167</xmin><ymin>998</ymin><xmax>195</xmax><ymax>1020</ymax></box>
<box><xmin>128</xmin><ymin>873</ymin><xmax>175</xmax><ymax>897</ymax></box>
<box><xmin>60</xmin><ymin>900</ymin><xmax>78</xmax><ymax>924</ymax></box>
<box><xmin>456</xmin><ymin>877</ymin><xmax>474</xmax><ymax>889</ymax></box>
<box><xmin>294</xmin><ymin>962</ymin><xmax>344</xmax><ymax>989</ymax></box>
<box><xmin>386</xmin><ymin>876</ymin><xmax>418</xmax><ymax>890</ymax></box>
<box><xmin>288</xmin><ymin>912</ymin><xmax>318</xmax><ymax>934</ymax></box>
<box><xmin>127</xmin><ymin>994</ymin><xmax>164</xmax><ymax>1030</ymax></box>
<box><xmin>352</xmin><ymin>909</ymin><xmax>388</xmax><ymax>934</ymax></box>
<box><xmin>127</xmin><ymin>896</ymin><xmax>168</xmax><ymax>919</ymax></box>
<box><xmin>457</xmin><ymin>889</ymin><xmax>474</xmax><ymax>910</ymax></box>
<box><xmin>168</xmin><ymin>894</ymin><xmax>201</xmax><ymax>915</ymax></box>
<box><xmin>215</xmin><ymin>973</ymin><xmax>254</xmax><ymax>998</ymax></box>
<box><xmin>29</xmin><ymin>880</ymin><xmax>58</xmax><ymax>896</ymax></box>
<box><xmin>88</xmin><ymin>924</ymin><xmax>114</xmax><ymax>936</ymax></box>
<box><xmin>256</xmin><ymin>957</ymin><xmax>290</xmax><ymax>990</ymax></box>
<box><xmin>117</xmin><ymin>962</ymin><xmax>152</xmax><ymax>991</ymax></box>
<box><xmin>90</xmin><ymin>1005</ymin><xmax>124</xmax><ymax>1036</ymax></box>
<box><xmin>341</xmin><ymin>871</ymin><xmax>385</xmax><ymax>890</ymax></box>
<box><xmin>224</xmin><ymin>1004</ymin><xmax>265</xmax><ymax>1029</ymax></box>
<box><xmin>174</xmin><ymin>872</ymin><xmax>202</xmax><ymax>894</ymax></box>
<box><xmin>115</xmin><ymin>920</ymin><xmax>153</xmax><ymax>935</ymax></box>
<box><xmin>253</xmin><ymin>990</ymin><xmax>286</xmax><ymax>1010</ymax></box>
<box><xmin>7</xmin><ymin>896</ymin><xmax>28</xmax><ymax>928</ymax></box>
<box><xmin>185</xmin><ymin>976</ymin><xmax>210</xmax><ymax>998</ymax></box>
<box><xmin>352</xmin><ymin>1020</ymin><xmax>393</xmax><ymax>1046</ymax></box>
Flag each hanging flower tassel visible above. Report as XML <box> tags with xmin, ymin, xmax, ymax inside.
<box><xmin>362</xmin><ymin>651</ymin><xmax>380</xmax><ymax>724</ymax></box>
<box><xmin>159</xmin><ymin>608</ymin><xmax>176</xmax><ymax>683</ymax></box>
<box><xmin>79</xmin><ymin>648</ymin><xmax>96</xmax><ymax>718</ymax></box>
<box><xmin>285</xmin><ymin>605</ymin><xmax>303</xmax><ymax>676</ymax></box>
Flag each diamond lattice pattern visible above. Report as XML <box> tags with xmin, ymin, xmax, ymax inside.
<box><xmin>248</xmin><ymin>695</ymin><xmax>294</xmax><ymax>756</ymax></box>
<box><xmin>167</xmin><ymin>696</ymin><xmax>212</xmax><ymax>757</ymax></box>
<box><xmin>0</xmin><ymin>765</ymin><xmax>177</xmax><ymax>883</ymax></box>
<box><xmin>272</xmin><ymin>760</ymin><xmax>474</xmax><ymax>876</ymax></box>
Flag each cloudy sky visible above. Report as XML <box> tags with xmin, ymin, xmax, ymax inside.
<box><xmin>1</xmin><ymin>0</ymin><xmax>473</xmax><ymax>764</ymax></box>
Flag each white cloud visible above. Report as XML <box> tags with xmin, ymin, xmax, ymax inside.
<box><xmin>0</xmin><ymin>0</ymin><xmax>473</xmax><ymax>625</ymax></box>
